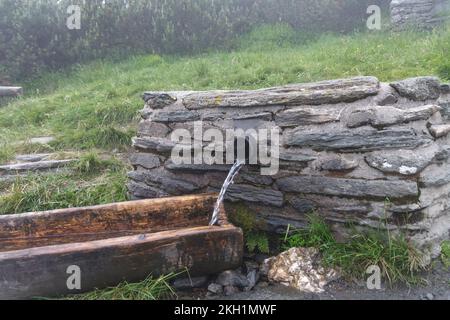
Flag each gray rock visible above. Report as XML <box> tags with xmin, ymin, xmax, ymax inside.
<box><xmin>345</xmin><ymin>105</ymin><xmax>441</xmax><ymax>128</ymax></box>
<box><xmin>129</xmin><ymin>153</ymin><xmax>161</xmax><ymax>169</ymax></box>
<box><xmin>166</xmin><ymin>160</ymin><xmax>231</xmax><ymax>172</ymax></box>
<box><xmin>375</xmin><ymin>85</ymin><xmax>399</xmax><ymax>106</ymax></box>
<box><xmin>231</xmin><ymin>112</ymin><xmax>273</xmax><ymax>121</ymax></box>
<box><xmin>428</xmin><ymin>124</ymin><xmax>450</xmax><ymax>138</ymax></box>
<box><xmin>275</xmin><ymin>106</ymin><xmax>341</xmax><ymax>127</ymax></box>
<box><xmin>239</xmin><ymin>172</ymin><xmax>273</xmax><ymax>186</ymax></box>
<box><xmin>441</xmin><ymin>84</ymin><xmax>450</xmax><ymax>94</ymax></box>
<box><xmin>127</xmin><ymin>181</ymin><xmax>168</xmax><ymax>199</ymax></box>
<box><xmin>319</xmin><ymin>156</ymin><xmax>358</xmax><ymax>171</ymax></box>
<box><xmin>15</xmin><ymin>153</ymin><xmax>51</xmax><ymax>162</ymax></box>
<box><xmin>390</xmin><ymin>77</ymin><xmax>441</xmax><ymax>101</ymax></box>
<box><xmin>172</xmin><ymin>276</ymin><xmax>209</xmax><ymax>290</ymax></box>
<box><xmin>279</xmin><ymin>151</ymin><xmax>316</xmax><ymax>163</ymax></box>
<box><xmin>211</xmin><ymin>184</ymin><xmax>284</xmax><ymax>207</ymax></box>
<box><xmin>132</xmin><ymin>137</ymin><xmax>176</xmax><ymax>153</ymax></box>
<box><xmin>29</xmin><ymin>136</ymin><xmax>55</xmax><ymax>145</ymax></box>
<box><xmin>285</xmin><ymin>128</ymin><xmax>432</xmax><ymax>152</ymax></box>
<box><xmin>244</xmin><ymin>270</ymin><xmax>259</xmax><ymax>292</ymax></box>
<box><xmin>276</xmin><ymin>175</ymin><xmax>419</xmax><ymax>199</ymax></box>
<box><xmin>0</xmin><ymin>159</ymin><xmax>75</xmax><ymax>173</ymax></box>
<box><xmin>137</xmin><ymin>121</ymin><xmax>170</xmax><ymax>138</ymax></box>
<box><xmin>148</xmin><ymin>110</ymin><xmax>200</xmax><ymax>122</ymax></box>
<box><xmin>182</xmin><ymin>77</ymin><xmax>380</xmax><ymax>109</ymax></box>
<box><xmin>216</xmin><ymin>270</ymin><xmax>250</xmax><ymax>289</ymax></box>
<box><xmin>288</xmin><ymin>198</ymin><xmax>318</xmax><ymax>214</ymax></box>
<box><xmin>420</xmin><ymin>163</ymin><xmax>450</xmax><ymax>187</ymax></box>
<box><xmin>128</xmin><ymin>170</ymin><xmax>203</xmax><ymax>194</ymax></box>
<box><xmin>365</xmin><ymin>150</ymin><xmax>434</xmax><ymax>175</ymax></box>
<box><xmin>223</xmin><ymin>286</ymin><xmax>240</xmax><ymax>296</ymax></box>
<box><xmin>142</xmin><ymin>92</ymin><xmax>177</xmax><ymax>108</ymax></box>
<box><xmin>207</xmin><ymin>283</ymin><xmax>223</xmax><ymax>294</ymax></box>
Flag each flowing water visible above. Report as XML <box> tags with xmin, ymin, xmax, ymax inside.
<box><xmin>209</xmin><ymin>160</ymin><xmax>245</xmax><ymax>226</ymax></box>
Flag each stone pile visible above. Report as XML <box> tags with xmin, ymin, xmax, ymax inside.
<box><xmin>391</xmin><ymin>0</ymin><xmax>450</xmax><ymax>29</ymax></box>
<box><xmin>129</xmin><ymin>76</ymin><xmax>450</xmax><ymax>259</ymax></box>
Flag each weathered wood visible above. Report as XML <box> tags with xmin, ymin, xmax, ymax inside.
<box><xmin>0</xmin><ymin>226</ymin><xmax>243</xmax><ymax>300</ymax></box>
<box><xmin>0</xmin><ymin>86</ymin><xmax>22</xmax><ymax>97</ymax></box>
<box><xmin>0</xmin><ymin>194</ymin><xmax>219</xmax><ymax>251</ymax></box>
<box><xmin>0</xmin><ymin>194</ymin><xmax>243</xmax><ymax>299</ymax></box>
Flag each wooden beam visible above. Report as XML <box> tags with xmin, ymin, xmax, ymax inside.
<box><xmin>0</xmin><ymin>225</ymin><xmax>243</xmax><ymax>299</ymax></box>
<box><xmin>0</xmin><ymin>86</ymin><xmax>22</xmax><ymax>97</ymax></box>
<box><xmin>0</xmin><ymin>194</ymin><xmax>220</xmax><ymax>251</ymax></box>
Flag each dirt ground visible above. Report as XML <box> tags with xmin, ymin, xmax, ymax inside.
<box><xmin>198</xmin><ymin>261</ymin><xmax>449</xmax><ymax>301</ymax></box>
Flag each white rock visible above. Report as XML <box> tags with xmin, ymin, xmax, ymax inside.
<box><xmin>262</xmin><ymin>247</ymin><xmax>340</xmax><ymax>293</ymax></box>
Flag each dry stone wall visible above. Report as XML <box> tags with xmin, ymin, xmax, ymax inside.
<box><xmin>391</xmin><ymin>0</ymin><xmax>450</xmax><ymax>29</ymax></box>
<box><xmin>129</xmin><ymin>76</ymin><xmax>450</xmax><ymax>260</ymax></box>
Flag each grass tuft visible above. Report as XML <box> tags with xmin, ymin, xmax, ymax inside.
<box><xmin>282</xmin><ymin>215</ymin><xmax>426</xmax><ymax>286</ymax></box>
<box><xmin>441</xmin><ymin>241</ymin><xmax>450</xmax><ymax>268</ymax></box>
<box><xmin>64</xmin><ymin>273</ymin><xmax>177</xmax><ymax>300</ymax></box>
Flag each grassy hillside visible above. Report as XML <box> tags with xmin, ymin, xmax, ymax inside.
<box><xmin>0</xmin><ymin>24</ymin><xmax>449</xmax><ymax>214</ymax></box>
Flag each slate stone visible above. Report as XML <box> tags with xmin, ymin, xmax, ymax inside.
<box><xmin>428</xmin><ymin>124</ymin><xmax>450</xmax><ymax>138</ymax></box>
<box><xmin>137</xmin><ymin>121</ymin><xmax>170</xmax><ymax>138</ymax></box>
<box><xmin>128</xmin><ymin>170</ymin><xmax>202</xmax><ymax>194</ymax></box>
<box><xmin>129</xmin><ymin>153</ymin><xmax>161</xmax><ymax>169</ymax></box>
<box><xmin>275</xmin><ymin>106</ymin><xmax>341</xmax><ymax>127</ymax></box>
<box><xmin>132</xmin><ymin>137</ymin><xmax>176</xmax><ymax>153</ymax></box>
<box><xmin>365</xmin><ymin>150</ymin><xmax>434</xmax><ymax>175</ymax></box>
<box><xmin>142</xmin><ymin>92</ymin><xmax>177</xmax><ymax>108</ymax></box>
<box><xmin>285</xmin><ymin>128</ymin><xmax>432</xmax><ymax>152</ymax></box>
<box><xmin>210</xmin><ymin>184</ymin><xmax>284</xmax><ymax>207</ymax></box>
<box><xmin>390</xmin><ymin>77</ymin><xmax>441</xmax><ymax>101</ymax></box>
<box><xmin>276</xmin><ymin>175</ymin><xmax>418</xmax><ymax>199</ymax></box>
<box><xmin>319</xmin><ymin>156</ymin><xmax>358</xmax><ymax>171</ymax></box>
<box><xmin>148</xmin><ymin>110</ymin><xmax>200</xmax><ymax>122</ymax></box>
<box><xmin>182</xmin><ymin>77</ymin><xmax>380</xmax><ymax>109</ymax></box>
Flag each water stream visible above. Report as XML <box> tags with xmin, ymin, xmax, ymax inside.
<box><xmin>209</xmin><ymin>160</ymin><xmax>245</xmax><ymax>226</ymax></box>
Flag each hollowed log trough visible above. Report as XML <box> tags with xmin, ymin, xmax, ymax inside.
<box><xmin>0</xmin><ymin>194</ymin><xmax>243</xmax><ymax>299</ymax></box>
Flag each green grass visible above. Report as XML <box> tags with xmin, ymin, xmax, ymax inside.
<box><xmin>282</xmin><ymin>215</ymin><xmax>426</xmax><ymax>286</ymax></box>
<box><xmin>63</xmin><ymin>274</ymin><xmax>177</xmax><ymax>300</ymax></box>
<box><xmin>441</xmin><ymin>241</ymin><xmax>450</xmax><ymax>268</ymax></box>
<box><xmin>0</xmin><ymin>154</ymin><xmax>128</xmax><ymax>214</ymax></box>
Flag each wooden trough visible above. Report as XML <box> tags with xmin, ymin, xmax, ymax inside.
<box><xmin>0</xmin><ymin>193</ymin><xmax>243</xmax><ymax>300</ymax></box>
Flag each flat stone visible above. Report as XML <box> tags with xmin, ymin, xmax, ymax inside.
<box><xmin>128</xmin><ymin>170</ymin><xmax>203</xmax><ymax>194</ymax></box>
<box><xmin>147</xmin><ymin>110</ymin><xmax>200</xmax><ymax>122</ymax></box>
<box><xmin>172</xmin><ymin>276</ymin><xmax>209</xmax><ymax>290</ymax></box>
<box><xmin>182</xmin><ymin>77</ymin><xmax>380</xmax><ymax>109</ymax></box>
<box><xmin>420</xmin><ymin>163</ymin><xmax>450</xmax><ymax>187</ymax></box>
<box><xmin>207</xmin><ymin>283</ymin><xmax>223</xmax><ymax>294</ymax></box>
<box><xmin>319</xmin><ymin>156</ymin><xmax>358</xmax><ymax>171</ymax></box>
<box><xmin>132</xmin><ymin>137</ymin><xmax>176</xmax><ymax>153</ymax></box>
<box><xmin>15</xmin><ymin>153</ymin><xmax>51</xmax><ymax>162</ymax></box>
<box><xmin>142</xmin><ymin>92</ymin><xmax>177</xmax><ymax>108</ymax></box>
<box><xmin>345</xmin><ymin>105</ymin><xmax>441</xmax><ymax>128</ymax></box>
<box><xmin>365</xmin><ymin>150</ymin><xmax>434</xmax><ymax>175</ymax></box>
<box><xmin>288</xmin><ymin>197</ymin><xmax>318</xmax><ymax>214</ymax></box>
<box><xmin>275</xmin><ymin>106</ymin><xmax>341</xmax><ymax>127</ymax></box>
<box><xmin>137</xmin><ymin>121</ymin><xmax>170</xmax><ymax>138</ymax></box>
<box><xmin>428</xmin><ymin>124</ymin><xmax>450</xmax><ymax>138</ymax></box>
<box><xmin>129</xmin><ymin>153</ymin><xmax>161</xmax><ymax>169</ymax></box>
<box><xmin>276</xmin><ymin>175</ymin><xmax>419</xmax><ymax>199</ymax></box>
<box><xmin>390</xmin><ymin>77</ymin><xmax>441</xmax><ymax>101</ymax></box>
<box><xmin>127</xmin><ymin>181</ymin><xmax>168</xmax><ymax>199</ymax></box>
<box><xmin>285</xmin><ymin>128</ymin><xmax>432</xmax><ymax>152</ymax></box>
<box><xmin>165</xmin><ymin>160</ymin><xmax>232</xmax><ymax>172</ymax></box>
<box><xmin>216</xmin><ymin>270</ymin><xmax>250</xmax><ymax>289</ymax></box>
<box><xmin>374</xmin><ymin>85</ymin><xmax>399</xmax><ymax>106</ymax></box>
<box><xmin>211</xmin><ymin>184</ymin><xmax>284</xmax><ymax>207</ymax></box>
<box><xmin>29</xmin><ymin>136</ymin><xmax>54</xmax><ymax>145</ymax></box>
